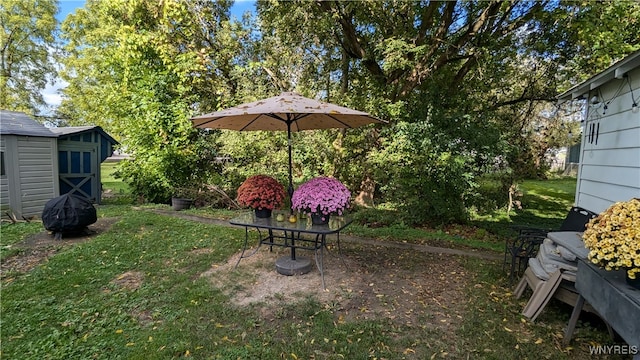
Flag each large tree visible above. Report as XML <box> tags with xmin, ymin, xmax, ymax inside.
<box><xmin>256</xmin><ymin>0</ymin><xmax>640</xmax><ymax>223</ymax></box>
<box><xmin>58</xmin><ymin>0</ymin><xmax>244</xmax><ymax>202</ymax></box>
<box><xmin>0</xmin><ymin>0</ymin><xmax>58</xmax><ymax>114</ymax></box>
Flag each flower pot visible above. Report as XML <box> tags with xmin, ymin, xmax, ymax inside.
<box><xmin>311</xmin><ymin>213</ymin><xmax>329</xmax><ymax>225</ymax></box>
<box><xmin>254</xmin><ymin>208</ymin><xmax>272</xmax><ymax>218</ymax></box>
<box><xmin>626</xmin><ymin>273</ymin><xmax>640</xmax><ymax>290</ymax></box>
<box><xmin>172</xmin><ymin>197</ymin><xmax>193</xmax><ymax>211</ymax></box>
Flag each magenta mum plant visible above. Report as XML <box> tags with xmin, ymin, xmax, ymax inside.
<box><xmin>236</xmin><ymin>175</ymin><xmax>286</xmax><ymax>210</ymax></box>
<box><xmin>291</xmin><ymin>176</ymin><xmax>351</xmax><ymax>216</ymax></box>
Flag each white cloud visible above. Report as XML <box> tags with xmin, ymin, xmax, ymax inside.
<box><xmin>42</xmin><ymin>78</ymin><xmax>67</xmax><ymax>107</ymax></box>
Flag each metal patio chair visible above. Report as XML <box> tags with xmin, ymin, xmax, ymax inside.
<box><xmin>503</xmin><ymin>206</ymin><xmax>598</xmax><ymax>283</ymax></box>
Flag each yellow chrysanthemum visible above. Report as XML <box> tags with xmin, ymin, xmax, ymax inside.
<box><xmin>582</xmin><ymin>198</ymin><xmax>640</xmax><ymax>275</ymax></box>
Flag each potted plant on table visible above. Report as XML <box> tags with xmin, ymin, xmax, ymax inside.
<box><xmin>236</xmin><ymin>175</ymin><xmax>286</xmax><ymax>218</ymax></box>
<box><xmin>291</xmin><ymin>176</ymin><xmax>351</xmax><ymax>225</ymax></box>
<box><xmin>582</xmin><ymin>198</ymin><xmax>640</xmax><ymax>289</ymax></box>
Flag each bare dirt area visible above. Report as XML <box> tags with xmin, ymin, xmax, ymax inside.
<box><xmin>202</xmin><ymin>241</ymin><xmax>473</xmax><ymax>331</ymax></box>
<box><xmin>0</xmin><ymin>217</ymin><xmax>120</xmax><ymax>278</ymax></box>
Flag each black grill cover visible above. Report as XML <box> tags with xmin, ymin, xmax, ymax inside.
<box><xmin>42</xmin><ymin>194</ymin><xmax>97</xmax><ymax>233</ymax></box>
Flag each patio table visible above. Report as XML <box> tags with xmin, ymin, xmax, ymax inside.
<box><xmin>229</xmin><ymin>211</ymin><xmax>352</xmax><ymax>289</ymax></box>
<box><xmin>565</xmin><ymin>259</ymin><xmax>640</xmax><ymax>357</ymax></box>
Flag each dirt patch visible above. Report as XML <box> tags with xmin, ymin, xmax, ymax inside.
<box><xmin>202</xmin><ymin>242</ymin><xmax>471</xmax><ymax>331</ymax></box>
<box><xmin>110</xmin><ymin>270</ymin><xmax>144</xmax><ymax>291</ymax></box>
<box><xmin>1</xmin><ymin>217</ymin><xmax>119</xmax><ymax>278</ymax></box>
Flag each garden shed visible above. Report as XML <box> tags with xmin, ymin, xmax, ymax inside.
<box><xmin>0</xmin><ymin>110</ymin><xmax>117</xmax><ymax>219</ymax></box>
<box><xmin>557</xmin><ymin>50</ymin><xmax>640</xmax><ymax>214</ymax></box>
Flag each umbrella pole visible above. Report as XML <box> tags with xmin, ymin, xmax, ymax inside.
<box><xmin>287</xmin><ymin>122</ymin><xmax>294</xmax><ymax>213</ymax></box>
<box><xmin>287</xmin><ymin>121</ymin><xmax>297</xmax><ymax>261</ymax></box>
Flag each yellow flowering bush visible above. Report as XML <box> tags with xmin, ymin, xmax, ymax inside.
<box><xmin>583</xmin><ymin>198</ymin><xmax>640</xmax><ymax>279</ymax></box>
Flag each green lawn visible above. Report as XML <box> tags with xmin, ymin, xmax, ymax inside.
<box><xmin>469</xmin><ymin>177</ymin><xmax>579</xmax><ymax>239</ymax></box>
<box><xmin>101</xmin><ymin>161</ymin><xmax>132</xmax><ymax>204</ymax></box>
<box><xmin>1</xmin><ymin>175</ymin><xmax>627</xmax><ymax>359</ymax></box>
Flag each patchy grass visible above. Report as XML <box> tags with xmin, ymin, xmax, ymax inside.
<box><xmin>1</xmin><ymin>207</ymin><xmax>625</xmax><ymax>359</ymax></box>
<box><xmin>4</xmin><ymin>176</ymin><xmax>626</xmax><ymax>359</ymax></box>
<box><xmin>0</xmin><ymin>221</ymin><xmax>43</xmax><ymax>258</ymax></box>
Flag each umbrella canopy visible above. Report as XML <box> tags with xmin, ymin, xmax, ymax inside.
<box><xmin>191</xmin><ymin>92</ymin><xmax>385</xmax><ymax>199</ymax></box>
<box><xmin>191</xmin><ymin>92</ymin><xmax>384</xmax><ymax>131</ymax></box>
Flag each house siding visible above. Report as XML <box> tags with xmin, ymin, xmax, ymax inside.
<box><xmin>575</xmin><ymin>65</ymin><xmax>640</xmax><ymax>213</ymax></box>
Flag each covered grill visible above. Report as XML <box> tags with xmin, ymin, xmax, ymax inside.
<box><xmin>42</xmin><ymin>194</ymin><xmax>97</xmax><ymax>239</ymax></box>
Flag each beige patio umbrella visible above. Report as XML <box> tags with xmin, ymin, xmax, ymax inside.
<box><xmin>191</xmin><ymin>92</ymin><xmax>386</xmax><ymax>198</ymax></box>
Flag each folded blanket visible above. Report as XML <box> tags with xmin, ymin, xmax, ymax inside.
<box><xmin>556</xmin><ymin>245</ymin><xmax>577</xmax><ymax>262</ymax></box>
<box><xmin>538</xmin><ymin>245</ymin><xmax>578</xmax><ymax>273</ymax></box>
<box><xmin>528</xmin><ymin>257</ymin><xmax>550</xmax><ymax>281</ymax></box>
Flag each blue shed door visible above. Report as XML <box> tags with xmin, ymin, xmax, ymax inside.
<box><xmin>58</xmin><ymin>143</ymin><xmax>99</xmax><ymax>202</ymax></box>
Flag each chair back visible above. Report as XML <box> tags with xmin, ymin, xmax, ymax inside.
<box><xmin>559</xmin><ymin>206</ymin><xmax>598</xmax><ymax>232</ymax></box>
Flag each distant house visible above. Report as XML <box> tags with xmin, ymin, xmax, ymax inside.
<box><xmin>557</xmin><ymin>50</ymin><xmax>640</xmax><ymax>213</ymax></box>
<box><xmin>0</xmin><ymin>110</ymin><xmax>118</xmax><ymax>219</ymax></box>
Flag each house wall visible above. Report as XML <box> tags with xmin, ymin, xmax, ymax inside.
<box><xmin>1</xmin><ymin>135</ymin><xmax>59</xmax><ymax>218</ymax></box>
<box><xmin>576</xmin><ymin>66</ymin><xmax>640</xmax><ymax>213</ymax></box>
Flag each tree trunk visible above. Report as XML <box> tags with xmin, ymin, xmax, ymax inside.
<box><xmin>354</xmin><ymin>175</ymin><xmax>375</xmax><ymax>207</ymax></box>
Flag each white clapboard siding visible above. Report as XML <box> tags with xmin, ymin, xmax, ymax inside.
<box><xmin>579</xmin><ymin>179</ymin><xmax>640</xmax><ymax>204</ymax></box>
<box><xmin>580</xmin><ymin>148</ymin><xmax>640</xmax><ymax>167</ymax></box>
<box><xmin>579</xmin><ymin>164</ymin><xmax>640</xmax><ymax>189</ymax></box>
<box><xmin>581</xmin><ymin>127</ymin><xmax>640</xmax><ymax>151</ymax></box>
<box><xmin>575</xmin><ymin>64</ymin><xmax>640</xmax><ymax>214</ymax></box>
<box><xmin>577</xmin><ymin>193</ymin><xmax>628</xmax><ymax>215</ymax></box>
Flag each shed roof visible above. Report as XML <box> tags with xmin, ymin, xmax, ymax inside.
<box><xmin>0</xmin><ymin>110</ymin><xmax>118</xmax><ymax>145</ymax></box>
<box><xmin>0</xmin><ymin>110</ymin><xmax>57</xmax><ymax>137</ymax></box>
<box><xmin>557</xmin><ymin>50</ymin><xmax>640</xmax><ymax>102</ymax></box>
<box><xmin>50</xmin><ymin>126</ymin><xmax>118</xmax><ymax>145</ymax></box>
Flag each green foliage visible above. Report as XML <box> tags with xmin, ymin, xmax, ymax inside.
<box><xmin>0</xmin><ymin>0</ymin><xmax>58</xmax><ymax>114</ymax></box>
<box><xmin>59</xmin><ymin>0</ymin><xmax>230</xmax><ymax>202</ymax></box>
<box><xmin>369</xmin><ymin>121</ymin><xmax>476</xmax><ymax>224</ymax></box>
<box><xmin>51</xmin><ymin>0</ymin><xmax>640</xmax><ymax>225</ymax></box>
<box><xmin>257</xmin><ymin>1</ymin><xmax>640</xmax><ymax>224</ymax></box>
<box><xmin>467</xmin><ymin>172</ymin><xmax>514</xmax><ymax>213</ymax></box>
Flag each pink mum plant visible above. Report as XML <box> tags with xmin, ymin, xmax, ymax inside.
<box><xmin>236</xmin><ymin>175</ymin><xmax>286</xmax><ymax>210</ymax></box>
<box><xmin>291</xmin><ymin>176</ymin><xmax>351</xmax><ymax>217</ymax></box>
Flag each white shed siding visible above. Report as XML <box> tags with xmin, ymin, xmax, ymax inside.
<box><xmin>575</xmin><ymin>65</ymin><xmax>640</xmax><ymax>214</ymax></box>
<box><xmin>16</xmin><ymin>137</ymin><xmax>58</xmax><ymax>217</ymax></box>
<box><xmin>0</xmin><ymin>136</ymin><xmax>8</xmax><ymax>212</ymax></box>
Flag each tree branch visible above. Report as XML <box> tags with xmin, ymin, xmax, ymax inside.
<box><xmin>316</xmin><ymin>1</ymin><xmax>386</xmax><ymax>82</ymax></box>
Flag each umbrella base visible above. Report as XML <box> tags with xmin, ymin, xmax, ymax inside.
<box><xmin>275</xmin><ymin>256</ymin><xmax>312</xmax><ymax>275</ymax></box>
